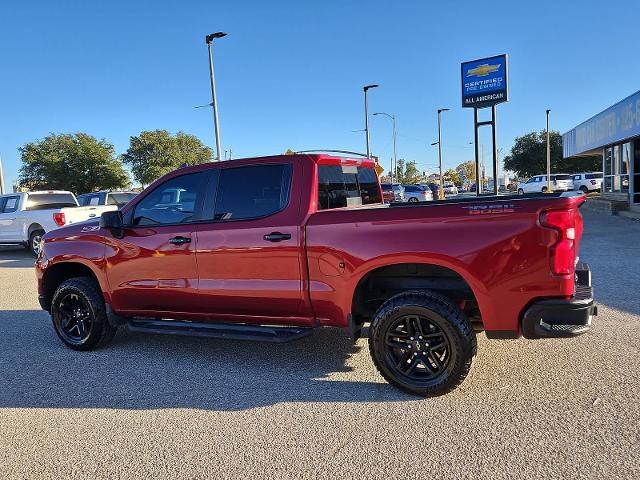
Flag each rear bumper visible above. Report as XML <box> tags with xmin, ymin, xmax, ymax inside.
<box><xmin>521</xmin><ymin>262</ymin><xmax>596</xmax><ymax>339</ymax></box>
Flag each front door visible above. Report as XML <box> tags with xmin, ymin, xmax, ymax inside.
<box><xmin>106</xmin><ymin>170</ymin><xmax>210</xmax><ymax>316</ymax></box>
<box><xmin>195</xmin><ymin>161</ymin><xmax>312</xmax><ymax>325</ymax></box>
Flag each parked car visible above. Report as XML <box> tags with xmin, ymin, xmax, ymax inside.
<box><xmin>572</xmin><ymin>172</ymin><xmax>603</xmax><ymax>193</ymax></box>
<box><xmin>420</xmin><ymin>183</ymin><xmax>440</xmax><ymax>198</ymax></box>
<box><xmin>0</xmin><ymin>191</ymin><xmax>118</xmax><ymax>256</ymax></box>
<box><xmin>443</xmin><ymin>183</ymin><xmax>459</xmax><ymax>195</ymax></box>
<box><xmin>402</xmin><ymin>184</ymin><xmax>433</xmax><ymax>202</ymax></box>
<box><xmin>77</xmin><ymin>191</ymin><xmax>138</xmax><ymax>208</ymax></box>
<box><xmin>517</xmin><ymin>174</ymin><xmax>573</xmax><ymax>194</ymax></box>
<box><xmin>36</xmin><ymin>153</ymin><xmax>595</xmax><ymax>397</ymax></box>
<box><xmin>391</xmin><ymin>184</ymin><xmax>405</xmax><ymax>202</ymax></box>
<box><xmin>380</xmin><ymin>183</ymin><xmax>396</xmax><ymax>203</ymax></box>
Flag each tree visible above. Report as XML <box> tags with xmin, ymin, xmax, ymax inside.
<box><xmin>122</xmin><ymin>130</ymin><xmax>213</xmax><ymax>186</ymax></box>
<box><xmin>388</xmin><ymin>159</ymin><xmax>423</xmax><ymax>184</ymax></box>
<box><xmin>445</xmin><ymin>168</ymin><xmax>461</xmax><ymax>186</ymax></box>
<box><xmin>18</xmin><ymin>133</ymin><xmax>129</xmax><ymax>193</ymax></box>
<box><xmin>504</xmin><ymin>130</ymin><xmax>602</xmax><ymax>178</ymax></box>
<box><xmin>456</xmin><ymin>160</ymin><xmax>476</xmax><ymax>182</ymax></box>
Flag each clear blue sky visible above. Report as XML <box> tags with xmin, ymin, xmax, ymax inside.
<box><xmin>1</xmin><ymin>0</ymin><xmax>639</xmax><ymax>187</ymax></box>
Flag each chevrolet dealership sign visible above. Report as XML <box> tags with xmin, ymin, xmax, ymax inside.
<box><xmin>461</xmin><ymin>54</ymin><xmax>508</xmax><ymax>108</ymax></box>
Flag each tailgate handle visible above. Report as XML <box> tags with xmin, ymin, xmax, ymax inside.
<box><xmin>264</xmin><ymin>232</ymin><xmax>291</xmax><ymax>242</ymax></box>
<box><xmin>169</xmin><ymin>236</ymin><xmax>192</xmax><ymax>245</ymax></box>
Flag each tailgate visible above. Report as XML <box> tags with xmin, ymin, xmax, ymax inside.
<box><xmin>62</xmin><ymin>205</ymin><xmax>117</xmax><ymax>224</ymax></box>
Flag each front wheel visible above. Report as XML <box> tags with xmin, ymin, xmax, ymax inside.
<box><xmin>51</xmin><ymin>277</ymin><xmax>117</xmax><ymax>351</ymax></box>
<box><xmin>408</xmin><ymin>197</ymin><xmax>418</xmax><ymax>203</ymax></box>
<box><xmin>517</xmin><ymin>188</ymin><xmax>524</xmax><ymax>195</ymax></box>
<box><xmin>368</xmin><ymin>290</ymin><xmax>476</xmax><ymax>397</ymax></box>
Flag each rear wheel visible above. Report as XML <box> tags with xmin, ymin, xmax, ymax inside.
<box><xmin>517</xmin><ymin>188</ymin><xmax>524</xmax><ymax>195</ymax></box>
<box><xmin>28</xmin><ymin>229</ymin><xmax>45</xmax><ymax>257</ymax></box>
<box><xmin>408</xmin><ymin>197</ymin><xmax>418</xmax><ymax>203</ymax></box>
<box><xmin>51</xmin><ymin>277</ymin><xmax>117</xmax><ymax>351</ymax></box>
<box><xmin>579</xmin><ymin>186</ymin><xmax>588</xmax><ymax>194</ymax></box>
<box><xmin>541</xmin><ymin>186</ymin><xmax>548</xmax><ymax>193</ymax></box>
<box><xmin>368</xmin><ymin>290</ymin><xmax>476</xmax><ymax>397</ymax></box>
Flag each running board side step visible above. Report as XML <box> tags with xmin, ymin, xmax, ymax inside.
<box><xmin>127</xmin><ymin>319</ymin><xmax>313</xmax><ymax>343</ymax></box>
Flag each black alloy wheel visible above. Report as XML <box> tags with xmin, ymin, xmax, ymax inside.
<box><xmin>384</xmin><ymin>314</ymin><xmax>451</xmax><ymax>381</ymax></box>
<box><xmin>369</xmin><ymin>290</ymin><xmax>476</xmax><ymax>396</ymax></box>
<box><xmin>54</xmin><ymin>292</ymin><xmax>94</xmax><ymax>345</ymax></box>
<box><xmin>51</xmin><ymin>277</ymin><xmax>117</xmax><ymax>350</ymax></box>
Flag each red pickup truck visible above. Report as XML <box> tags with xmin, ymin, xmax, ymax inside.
<box><xmin>35</xmin><ymin>154</ymin><xmax>596</xmax><ymax>396</ymax></box>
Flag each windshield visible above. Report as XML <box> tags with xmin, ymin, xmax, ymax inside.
<box><xmin>108</xmin><ymin>193</ymin><xmax>137</xmax><ymax>207</ymax></box>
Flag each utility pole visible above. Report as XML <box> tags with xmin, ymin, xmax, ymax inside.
<box><xmin>431</xmin><ymin>108</ymin><xmax>449</xmax><ymax>199</ymax></box>
<box><xmin>0</xmin><ymin>154</ymin><xmax>5</xmax><ymax>194</ymax></box>
<box><xmin>373</xmin><ymin>112</ymin><xmax>397</xmax><ymax>183</ymax></box>
<box><xmin>363</xmin><ymin>84</ymin><xmax>379</xmax><ymax>158</ymax></box>
<box><xmin>205</xmin><ymin>32</ymin><xmax>227</xmax><ymax>161</ymax></box>
<box><xmin>546</xmin><ymin>109</ymin><xmax>551</xmax><ymax>193</ymax></box>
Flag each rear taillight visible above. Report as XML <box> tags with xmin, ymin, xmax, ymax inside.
<box><xmin>53</xmin><ymin>212</ymin><xmax>66</xmax><ymax>227</ymax></box>
<box><xmin>540</xmin><ymin>209</ymin><xmax>580</xmax><ymax>276</ymax></box>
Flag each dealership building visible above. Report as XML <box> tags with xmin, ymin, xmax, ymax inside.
<box><xmin>563</xmin><ymin>89</ymin><xmax>640</xmax><ymax>213</ymax></box>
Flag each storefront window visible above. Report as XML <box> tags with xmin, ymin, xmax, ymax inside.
<box><xmin>604</xmin><ymin>143</ymin><xmax>630</xmax><ymax>193</ymax></box>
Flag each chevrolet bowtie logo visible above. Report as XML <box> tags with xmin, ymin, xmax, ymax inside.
<box><xmin>467</xmin><ymin>63</ymin><xmax>500</xmax><ymax>77</ymax></box>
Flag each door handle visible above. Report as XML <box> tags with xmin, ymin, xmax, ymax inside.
<box><xmin>263</xmin><ymin>232</ymin><xmax>292</xmax><ymax>242</ymax></box>
<box><xmin>169</xmin><ymin>236</ymin><xmax>192</xmax><ymax>245</ymax></box>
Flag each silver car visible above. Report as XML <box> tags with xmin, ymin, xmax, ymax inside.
<box><xmin>402</xmin><ymin>185</ymin><xmax>433</xmax><ymax>202</ymax></box>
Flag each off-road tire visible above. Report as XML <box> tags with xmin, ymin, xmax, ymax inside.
<box><xmin>51</xmin><ymin>277</ymin><xmax>117</xmax><ymax>351</ymax></box>
<box><xmin>368</xmin><ymin>290</ymin><xmax>476</xmax><ymax>397</ymax></box>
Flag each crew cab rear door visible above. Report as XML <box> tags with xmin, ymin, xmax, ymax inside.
<box><xmin>194</xmin><ymin>160</ymin><xmax>312</xmax><ymax>325</ymax></box>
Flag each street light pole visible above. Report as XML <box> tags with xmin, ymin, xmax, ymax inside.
<box><xmin>205</xmin><ymin>32</ymin><xmax>227</xmax><ymax>161</ymax></box>
<box><xmin>546</xmin><ymin>109</ymin><xmax>551</xmax><ymax>193</ymax></box>
<box><xmin>363</xmin><ymin>84</ymin><xmax>379</xmax><ymax>158</ymax></box>
<box><xmin>373</xmin><ymin>112</ymin><xmax>396</xmax><ymax>183</ymax></box>
<box><xmin>436</xmin><ymin>108</ymin><xmax>449</xmax><ymax>199</ymax></box>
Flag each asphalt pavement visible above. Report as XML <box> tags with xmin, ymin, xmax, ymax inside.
<box><xmin>1</xmin><ymin>211</ymin><xmax>638</xmax><ymax>479</ymax></box>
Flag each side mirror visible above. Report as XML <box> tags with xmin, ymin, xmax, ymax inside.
<box><xmin>100</xmin><ymin>210</ymin><xmax>124</xmax><ymax>237</ymax></box>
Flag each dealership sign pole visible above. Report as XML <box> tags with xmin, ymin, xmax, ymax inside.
<box><xmin>461</xmin><ymin>54</ymin><xmax>508</xmax><ymax>195</ymax></box>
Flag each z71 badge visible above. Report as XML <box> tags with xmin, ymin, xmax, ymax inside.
<box><xmin>81</xmin><ymin>225</ymin><xmax>101</xmax><ymax>232</ymax></box>
<box><xmin>461</xmin><ymin>204</ymin><xmax>516</xmax><ymax>215</ymax></box>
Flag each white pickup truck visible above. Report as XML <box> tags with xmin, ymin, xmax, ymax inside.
<box><xmin>0</xmin><ymin>191</ymin><xmax>117</xmax><ymax>256</ymax></box>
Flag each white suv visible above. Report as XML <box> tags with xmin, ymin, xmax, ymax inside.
<box><xmin>517</xmin><ymin>174</ymin><xmax>573</xmax><ymax>194</ymax></box>
<box><xmin>572</xmin><ymin>172</ymin><xmax>603</xmax><ymax>193</ymax></box>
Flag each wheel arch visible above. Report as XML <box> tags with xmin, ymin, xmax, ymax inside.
<box><xmin>28</xmin><ymin>223</ymin><xmax>44</xmax><ymax>237</ymax></box>
<box><xmin>350</xmin><ymin>259</ymin><xmax>488</xmax><ymax>328</ymax></box>
<box><xmin>40</xmin><ymin>261</ymin><xmax>104</xmax><ymax>312</ymax></box>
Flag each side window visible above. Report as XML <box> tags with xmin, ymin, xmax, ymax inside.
<box><xmin>317</xmin><ymin>165</ymin><xmax>382</xmax><ymax>210</ymax></box>
<box><xmin>3</xmin><ymin>196</ymin><xmax>19</xmax><ymax>213</ymax></box>
<box><xmin>132</xmin><ymin>172</ymin><xmax>208</xmax><ymax>226</ymax></box>
<box><xmin>88</xmin><ymin>195</ymin><xmax>101</xmax><ymax>206</ymax></box>
<box><xmin>526</xmin><ymin>177</ymin><xmax>535</xmax><ymax>184</ymax></box>
<box><xmin>573</xmin><ymin>175</ymin><xmax>581</xmax><ymax>181</ymax></box>
<box><xmin>356</xmin><ymin>167</ymin><xmax>382</xmax><ymax>205</ymax></box>
<box><xmin>213</xmin><ymin>164</ymin><xmax>292</xmax><ymax>221</ymax></box>
<box><xmin>0</xmin><ymin>197</ymin><xmax>6</xmax><ymax>213</ymax></box>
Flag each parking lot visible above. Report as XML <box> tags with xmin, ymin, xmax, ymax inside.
<box><xmin>0</xmin><ymin>210</ymin><xmax>638</xmax><ymax>479</ymax></box>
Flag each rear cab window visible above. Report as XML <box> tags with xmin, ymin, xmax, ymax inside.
<box><xmin>317</xmin><ymin>165</ymin><xmax>382</xmax><ymax>210</ymax></box>
<box><xmin>25</xmin><ymin>193</ymin><xmax>77</xmax><ymax>210</ymax></box>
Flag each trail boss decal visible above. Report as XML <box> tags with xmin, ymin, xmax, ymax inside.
<box><xmin>462</xmin><ymin>204</ymin><xmax>516</xmax><ymax>215</ymax></box>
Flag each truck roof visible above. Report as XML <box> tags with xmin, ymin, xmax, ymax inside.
<box><xmin>173</xmin><ymin>153</ymin><xmax>379</xmax><ymax>176</ymax></box>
